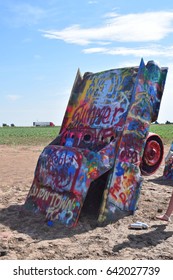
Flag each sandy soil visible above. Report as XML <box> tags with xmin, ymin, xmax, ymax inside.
<box><xmin>0</xmin><ymin>144</ymin><xmax>173</xmax><ymax>260</ymax></box>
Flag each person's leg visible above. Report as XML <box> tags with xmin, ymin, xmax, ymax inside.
<box><xmin>156</xmin><ymin>191</ymin><xmax>173</xmax><ymax>221</ymax></box>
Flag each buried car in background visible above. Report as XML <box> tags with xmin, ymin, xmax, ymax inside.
<box><xmin>24</xmin><ymin>59</ymin><xmax>168</xmax><ymax>227</ymax></box>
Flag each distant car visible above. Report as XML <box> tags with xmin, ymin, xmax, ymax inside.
<box><xmin>33</xmin><ymin>122</ymin><xmax>55</xmax><ymax>127</ymax></box>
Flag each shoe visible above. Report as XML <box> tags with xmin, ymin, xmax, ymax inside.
<box><xmin>156</xmin><ymin>214</ymin><xmax>171</xmax><ymax>222</ymax></box>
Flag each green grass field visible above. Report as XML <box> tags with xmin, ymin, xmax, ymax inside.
<box><xmin>0</xmin><ymin>126</ymin><xmax>60</xmax><ymax>146</ymax></box>
<box><xmin>150</xmin><ymin>124</ymin><xmax>173</xmax><ymax>144</ymax></box>
<box><xmin>0</xmin><ymin>124</ymin><xmax>173</xmax><ymax>146</ymax></box>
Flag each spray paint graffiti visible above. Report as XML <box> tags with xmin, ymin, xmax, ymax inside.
<box><xmin>98</xmin><ymin>61</ymin><xmax>167</xmax><ymax>224</ymax></box>
<box><xmin>26</xmin><ymin>183</ymin><xmax>81</xmax><ymax>227</ymax></box>
<box><xmin>163</xmin><ymin>142</ymin><xmax>173</xmax><ymax>179</ymax></box>
<box><xmin>24</xmin><ymin>59</ymin><xmax>168</xmax><ymax>227</ymax></box>
<box><xmin>140</xmin><ymin>133</ymin><xmax>164</xmax><ymax>176</ymax></box>
<box><xmin>35</xmin><ymin>146</ymin><xmax>82</xmax><ymax>192</ymax></box>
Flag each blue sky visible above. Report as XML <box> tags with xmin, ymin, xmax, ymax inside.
<box><xmin>1</xmin><ymin>0</ymin><xmax>173</xmax><ymax>126</ymax></box>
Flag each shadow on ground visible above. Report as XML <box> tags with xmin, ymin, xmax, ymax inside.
<box><xmin>0</xmin><ymin>204</ymin><xmax>100</xmax><ymax>241</ymax></box>
<box><xmin>147</xmin><ymin>176</ymin><xmax>173</xmax><ymax>187</ymax></box>
<box><xmin>113</xmin><ymin>224</ymin><xmax>173</xmax><ymax>256</ymax></box>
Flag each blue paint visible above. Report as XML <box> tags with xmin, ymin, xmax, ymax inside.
<box><xmin>47</xmin><ymin>220</ymin><xmax>54</xmax><ymax>227</ymax></box>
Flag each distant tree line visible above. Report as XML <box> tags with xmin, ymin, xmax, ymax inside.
<box><xmin>2</xmin><ymin>123</ymin><xmax>15</xmax><ymax>127</ymax></box>
<box><xmin>153</xmin><ymin>121</ymin><xmax>173</xmax><ymax>124</ymax></box>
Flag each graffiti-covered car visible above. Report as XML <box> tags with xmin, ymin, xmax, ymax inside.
<box><xmin>24</xmin><ymin>59</ymin><xmax>168</xmax><ymax>227</ymax></box>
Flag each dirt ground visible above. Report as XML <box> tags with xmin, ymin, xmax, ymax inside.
<box><xmin>0</xmin><ymin>144</ymin><xmax>173</xmax><ymax>260</ymax></box>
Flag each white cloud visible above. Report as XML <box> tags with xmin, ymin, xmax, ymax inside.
<box><xmin>42</xmin><ymin>11</ymin><xmax>173</xmax><ymax>45</ymax></box>
<box><xmin>82</xmin><ymin>45</ymin><xmax>173</xmax><ymax>57</ymax></box>
<box><xmin>83</xmin><ymin>47</ymin><xmax>107</xmax><ymax>54</ymax></box>
<box><xmin>43</xmin><ymin>25</ymin><xmax>91</xmax><ymax>45</ymax></box>
<box><xmin>6</xmin><ymin>95</ymin><xmax>21</xmax><ymax>101</ymax></box>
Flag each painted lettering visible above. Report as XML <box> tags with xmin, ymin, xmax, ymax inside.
<box><xmin>71</xmin><ymin>103</ymin><xmax>126</xmax><ymax>128</ymax></box>
<box><xmin>119</xmin><ymin>192</ymin><xmax>126</xmax><ymax>204</ymax></box>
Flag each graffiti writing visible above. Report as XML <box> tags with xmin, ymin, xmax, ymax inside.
<box><xmin>28</xmin><ymin>184</ymin><xmax>81</xmax><ymax>225</ymax></box>
<box><xmin>37</xmin><ymin>147</ymin><xmax>82</xmax><ymax>192</ymax></box>
<box><xmin>71</xmin><ymin>103</ymin><xmax>127</xmax><ymax>128</ymax></box>
<box><xmin>119</xmin><ymin>147</ymin><xmax>139</xmax><ymax>164</ymax></box>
